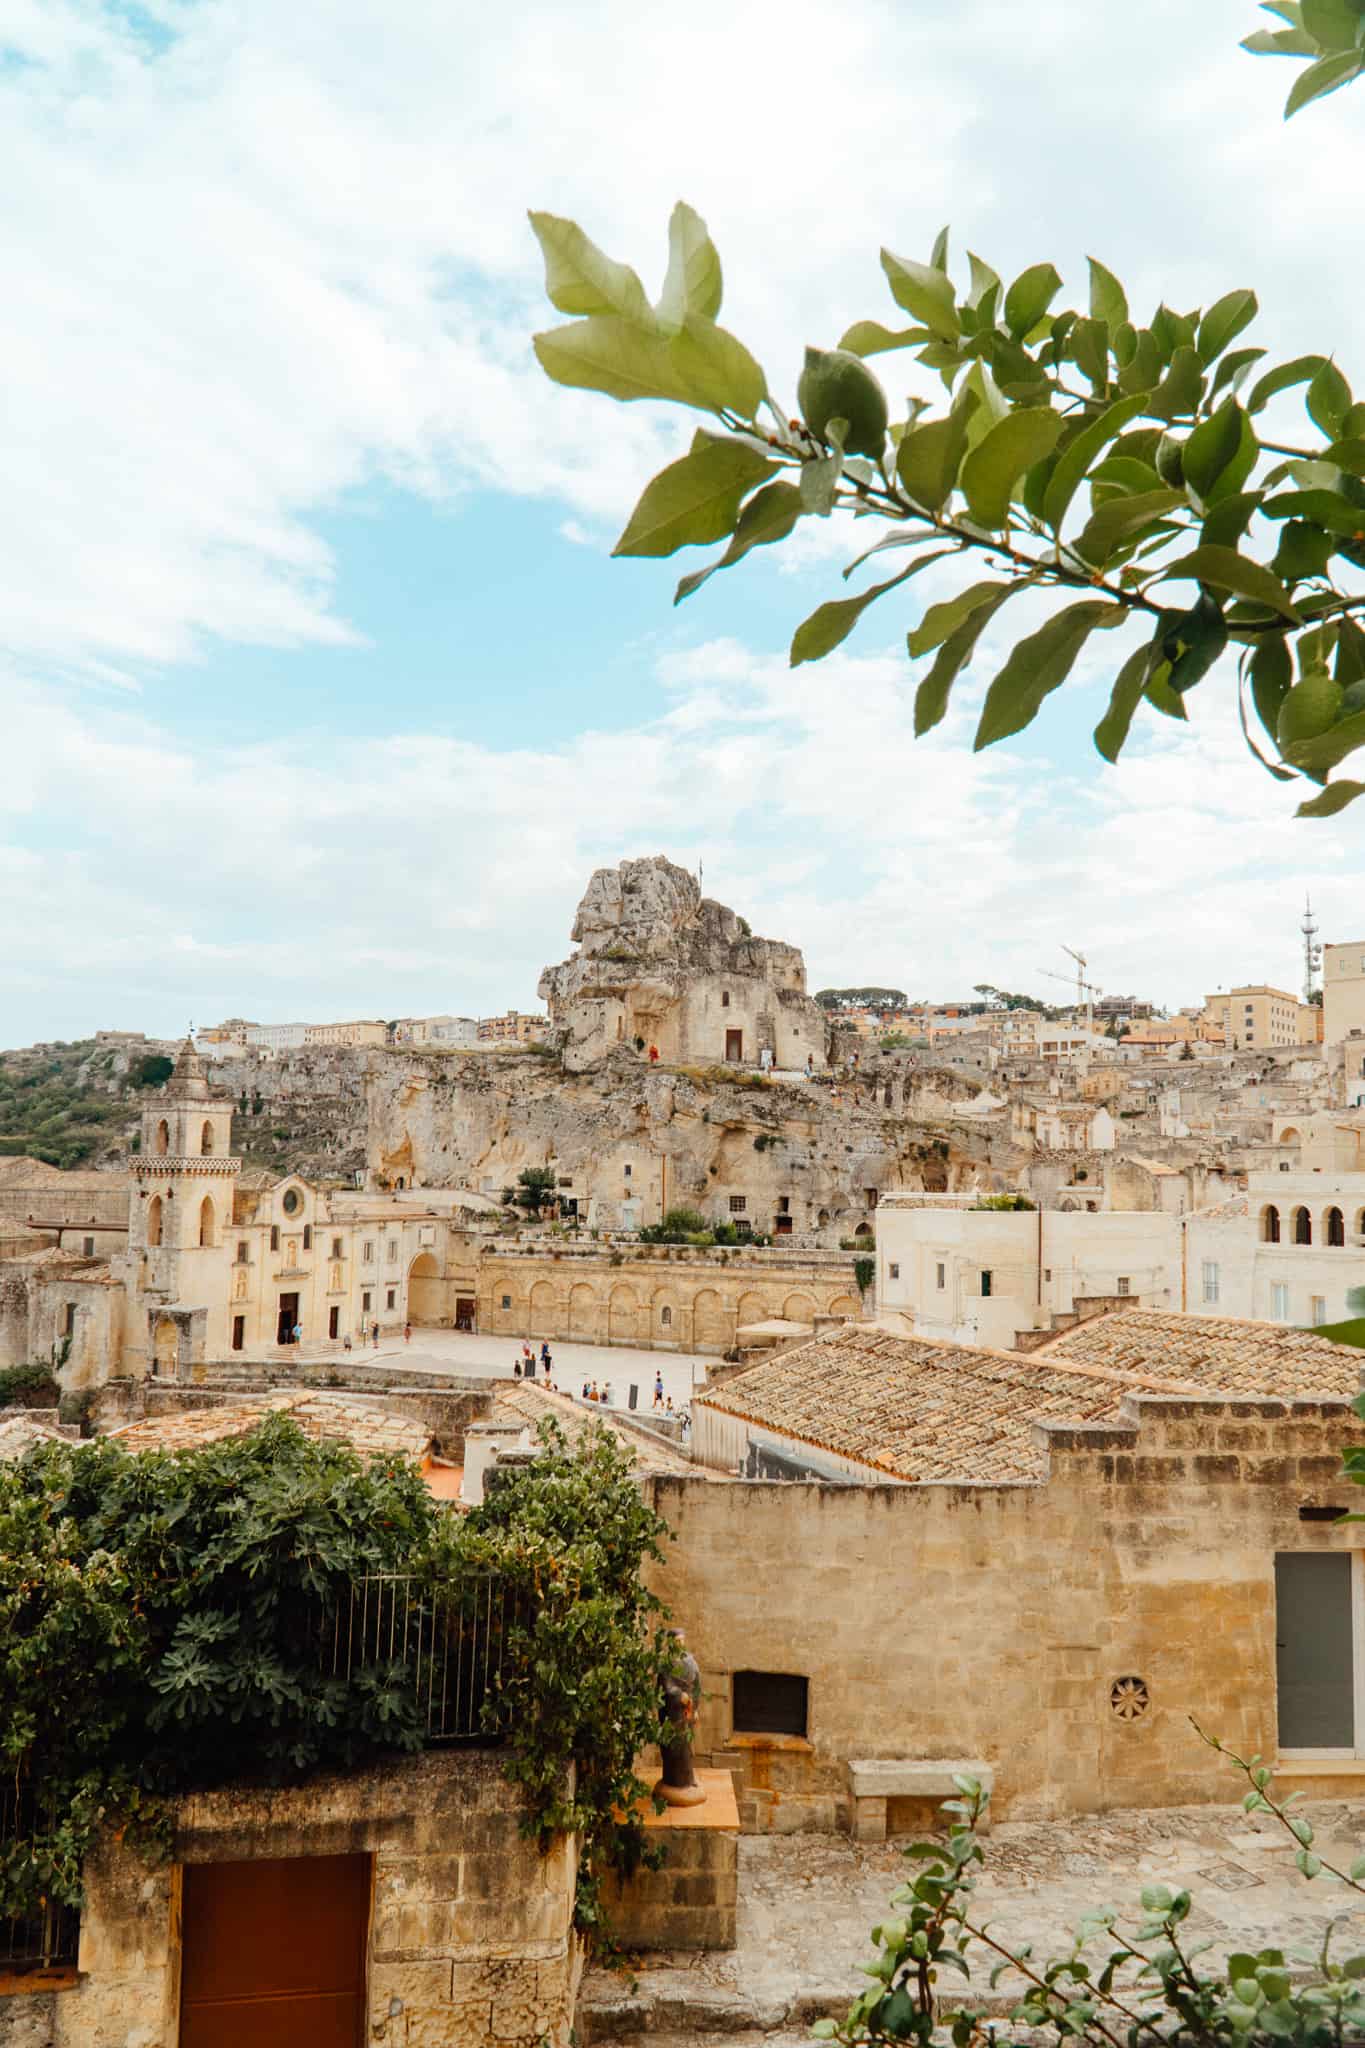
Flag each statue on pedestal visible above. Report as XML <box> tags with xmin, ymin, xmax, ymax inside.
<box><xmin>656</xmin><ymin>1627</ymin><xmax>706</xmax><ymax>1807</ymax></box>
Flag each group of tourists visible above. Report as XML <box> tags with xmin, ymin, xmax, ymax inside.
<box><xmin>512</xmin><ymin>1341</ymin><xmax>553</xmax><ymax>1382</ymax></box>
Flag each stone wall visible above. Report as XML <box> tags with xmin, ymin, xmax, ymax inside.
<box><xmin>0</xmin><ymin>1752</ymin><xmax>579</xmax><ymax>2048</ymax></box>
<box><xmin>646</xmin><ymin>1395</ymin><xmax>1364</xmax><ymax>1831</ymax></box>
<box><xmin>471</xmin><ymin>1243</ymin><xmax>862</xmax><ymax>1354</ymax></box>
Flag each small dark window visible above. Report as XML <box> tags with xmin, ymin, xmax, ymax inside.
<box><xmin>386</xmin><ymin>1289</ymin><xmax>396</xmax><ymax>1310</ymax></box>
<box><xmin>231</xmin><ymin>1315</ymin><xmax>245</xmax><ymax>1352</ymax></box>
<box><xmin>981</xmin><ymin>1270</ymin><xmax>993</xmax><ymax>1297</ymax></box>
<box><xmin>624</xmin><ymin>1163</ymin><xmax>632</xmax><ymax>1179</ymax></box>
<box><xmin>733</xmin><ymin>1670</ymin><xmax>808</xmax><ymax>1738</ymax></box>
<box><xmin>889</xmin><ymin>1262</ymin><xmax>900</xmax><ymax>1279</ymax></box>
<box><xmin>83</xmin><ymin>1236</ymin><xmax>94</xmax><ymax>1257</ymax></box>
<box><xmin>331</xmin><ymin>1237</ymin><xmax>343</xmax><ymax>1258</ymax></box>
<box><xmin>729</xmin><ymin>1195</ymin><xmax>747</xmax><ymax>1214</ymax></box>
<box><xmin>62</xmin><ymin>1303</ymin><xmax>76</xmax><ymax>1337</ymax></box>
<box><xmin>236</xmin><ymin>1240</ymin><xmax>249</xmax><ymax>1264</ymax></box>
<box><xmin>721</xmin><ymin>990</ymin><xmax>731</xmax><ymax>1007</ymax></box>
<box><xmin>303</xmin><ymin>1224</ymin><xmax>312</xmax><ymax>1251</ymax></box>
<box><xmin>362</xmin><ymin>1290</ymin><xmax>372</xmax><ymax>1312</ymax></box>
<box><xmin>502</xmin><ymin>1294</ymin><xmax>512</xmax><ymax>1310</ymax></box>
<box><xmin>270</xmin><ymin>1225</ymin><xmax>279</xmax><ymax>1252</ymax></box>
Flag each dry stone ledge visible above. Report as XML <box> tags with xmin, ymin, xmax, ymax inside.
<box><xmin>846</xmin><ymin>1758</ymin><xmax>994</xmax><ymax>1841</ymax></box>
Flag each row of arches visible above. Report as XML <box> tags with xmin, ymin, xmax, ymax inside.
<box><xmin>1260</xmin><ymin>1203</ymin><xmax>1357</xmax><ymax>1247</ymax></box>
<box><xmin>146</xmin><ymin>1194</ymin><xmax>218</xmax><ymax>1248</ymax></box>
<box><xmin>487</xmin><ymin>1281</ymin><xmax>858</xmax><ymax>1349</ymax></box>
<box><xmin>151</xmin><ymin>1118</ymin><xmax>222</xmax><ymax>1157</ymax></box>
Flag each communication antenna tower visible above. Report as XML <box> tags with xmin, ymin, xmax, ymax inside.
<box><xmin>1302</xmin><ymin>895</ymin><xmax>1322</xmax><ymax>1004</ymax></box>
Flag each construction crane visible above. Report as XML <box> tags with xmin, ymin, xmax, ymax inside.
<box><xmin>1037</xmin><ymin>946</ymin><xmax>1102</xmax><ymax>1069</ymax></box>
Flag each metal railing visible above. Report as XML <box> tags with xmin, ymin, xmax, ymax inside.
<box><xmin>0</xmin><ymin>1780</ymin><xmax>80</xmax><ymax>1974</ymax></box>
<box><xmin>320</xmin><ymin>1573</ymin><xmax>526</xmax><ymax>1745</ymax></box>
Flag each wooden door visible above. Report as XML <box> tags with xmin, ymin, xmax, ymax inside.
<box><xmin>180</xmin><ymin>1853</ymin><xmax>370</xmax><ymax>2048</ymax></box>
<box><xmin>725</xmin><ymin>1029</ymin><xmax>743</xmax><ymax>1062</ymax></box>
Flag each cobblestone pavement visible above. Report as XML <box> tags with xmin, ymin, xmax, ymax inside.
<box><xmin>582</xmin><ymin>1802</ymin><xmax>1365</xmax><ymax>2042</ymax></box>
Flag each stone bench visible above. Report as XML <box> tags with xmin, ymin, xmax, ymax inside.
<box><xmin>846</xmin><ymin>1758</ymin><xmax>994</xmax><ymax>1842</ymax></box>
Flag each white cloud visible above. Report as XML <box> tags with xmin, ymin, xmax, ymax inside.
<box><xmin>1</xmin><ymin>632</ymin><xmax>1354</xmax><ymax>1042</ymax></box>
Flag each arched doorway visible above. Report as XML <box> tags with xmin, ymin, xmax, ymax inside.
<box><xmin>692</xmin><ymin>1287</ymin><xmax>727</xmax><ymax>1349</ymax></box>
<box><xmin>783</xmin><ymin>1292</ymin><xmax>817</xmax><ymax>1324</ymax></box>
<box><xmin>199</xmin><ymin>1196</ymin><xmax>216</xmax><ymax>1247</ymax></box>
<box><xmin>408</xmin><ymin>1252</ymin><xmax>441</xmax><ymax>1325</ymax></box>
<box><xmin>608</xmin><ymin>1287</ymin><xmax>640</xmax><ymax>1345</ymax></box>
<box><xmin>147</xmin><ymin>1195</ymin><xmax>163</xmax><ymax>1247</ymax></box>
<box><xmin>529</xmin><ymin>1280</ymin><xmax>558</xmax><ymax>1335</ymax></box>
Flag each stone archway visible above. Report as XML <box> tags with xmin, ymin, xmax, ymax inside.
<box><xmin>783</xmin><ymin>1292</ymin><xmax>817</xmax><ymax>1324</ymax></box>
<box><xmin>408</xmin><ymin>1251</ymin><xmax>441</xmax><ymax>1324</ymax></box>
<box><xmin>692</xmin><ymin>1287</ymin><xmax>728</xmax><ymax>1350</ymax></box>
<box><xmin>608</xmin><ymin>1286</ymin><xmax>640</xmax><ymax>1345</ymax></box>
<box><xmin>568</xmin><ymin>1283</ymin><xmax>598</xmax><ymax>1341</ymax></box>
<box><xmin>529</xmin><ymin>1280</ymin><xmax>558</xmax><ymax>1335</ymax></box>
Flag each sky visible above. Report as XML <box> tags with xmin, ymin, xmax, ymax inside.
<box><xmin>4</xmin><ymin>0</ymin><xmax>1365</xmax><ymax>1043</ymax></box>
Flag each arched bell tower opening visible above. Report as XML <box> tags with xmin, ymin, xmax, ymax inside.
<box><xmin>199</xmin><ymin>1196</ymin><xmax>216</xmax><ymax>1248</ymax></box>
<box><xmin>201</xmin><ymin>1120</ymin><xmax>215</xmax><ymax>1156</ymax></box>
<box><xmin>147</xmin><ymin>1194</ymin><xmax>163</xmax><ymax>1247</ymax></box>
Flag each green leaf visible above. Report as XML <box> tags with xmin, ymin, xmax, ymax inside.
<box><xmin>1203</xmin><ymin>488</ymin><xmax>1263</xmax><ymax>547</ymax></box>
<box><xmin>1243</xmin><ymin>25</ymin><xmax>1323</xmax><ymax>51</ymax></box>
<box><xmin>1308</xmin><ymin>359</ymin><xmax>1353</xmax><ymax>438</ymax></box>
<box><xmin>791</xmin><ymin>556</ymin><xmax>941</xmax><ymax>666</ymax></box>
<box><xmin>910</xmin><ymin>579</ymin><xmax>1015</xmax><ymax>657</ymax></box>
<box><xmin>1070</xmin><ymin>317</ymin><xmax>1110</xmax><ymax>389</ymax></box>
<box><xmin>1145</xmin><ymin>661</ymin><xmax>1188</xmax><ymax>721</ymax></box>
<box><xmin>837</xmin><ymin>321</ymin><xmax>929</xmax><ymax>358</ymax></box>
<box><xmin>614</xmin><ymin>433</ymin><xmax>774</xmax><ymax>557</ymax></box>
<box><xmin>1251</xmin><ymin>638</ymin><xmax>1292</xmax><ymax>742</ymax></box>
<box><xmin>1286</xmin><ymin>47</ymin><xmax>1365</xmax><ymax>113</ymax></box>
<box><xmin>1322</xmin><ymin>437</ymin><xmax>1365</xmax><ymax>473</ymax></box>
<box><xmin>959</xmin><ymin>409</ymin><xmax>1065</xmax><ymax>529</ymax></box>
<box><xmin>1162</xmin><ymin>590</ymin><xmax>1229</xmax><ymax>692</ymax></box>
<box><xmin>1149</xmin><ymin>344</ymin><xmax>1205</xmax><ymax>423</ymax></box>
<box><xmin>881</xmin><ymin>250</ymin><xmax>960</xmax><ymax>341</ymax></box>
<box><xmin>1042</xmin><ymin>391</ymin><xmax>1152</xmax><ymax>532</ymax></box>
<box><xmin>674</xmin><ymin>480</ymin><xmax>803</xmax><ymax>602</ymax></box>
<box><xmin>1212</xmin><ymin>346</ymin><xmax>1267</xmax><ymax>398</ymax></box>
<box><xmin>800</xmin><ymin>449</ymin><xmax>843</xmax><ymax>516</ymax></box>
<box><xmin>533</xmin><ymin>312</ymin><xmax>766</xmax><ymax>417</ymax></box>
<box><xmin>1094</xmin><ymin>641</ymin><xmax>1156</xmax><ymax>761</ymax></box>
<box><xmin>966</xmin><ymin>251</ymin><xmax>1002</xmax><ymax>309</ymax></box>
<box><xmin>1183</xmin><ymin>399</ymin><xmax>1245</xmax><ymax>501</ymax></box>
<box><xmin>1076</xmin><ymin>487</ymin><xmax>1186</xmax><ymax>567</ymax></box>
<box><xmin>1264</xmin><ymin>488</ymin><xmax>1365</xmax><ymax>535</ymax></box>
<box><xmin>528</xmin><ymin>211</ymin><xmax>652</xmax><ymax>322</ymax></box>
<box><xmin>974</xmin><ymin>601</ymin><xmax>1126</xmax><ymax>749</ymax></box>
<box><xmin>1247</xmin><ymin>353</ymin><xmax>1327</xmax><ymax>414</ymax></box>
<box><xmin>1273</xmin><ymin>520</ymin><xmax>1335</xmax><ymax>579</ymax></box>
<box><xmin>1299</xmin><ymin>778</ymin><xmax>1365</xmax><ymax>816</ymax></box>
<box><xmin>898</xmin><ymin>394</ymin><xmax>977</xmax><ymax>513</ymax></box>
<box><xmin>1088</xmin><ymin>258</ymin><xmax>1129</xmax><ymax>331</ymax></box>
<box><xmin>1004</xmin><ymin>262</ymin><xmax>1063</xmax><ymax>340</ymax></box>
<box><xmin>656</xmin><ymin>201</ymin><xmax>723</xmax><ymax>332</ymax></box>
<box><xmin>1197</xmin><ymin>290</ymin><xmax>1259</xmax><ymax>367</ymax></box>
<box><xmin>1303</xmin><ymin>0</ymin><xmax>1365</xmax><ymax>49</ymax></box>
<box><xmin>913</xmin><ymin>584</ymin><xmax>1027</xmax><ymax>736</ymax></box>
<box><xmin>1157</xmin><ymin>546</ymin><xmax>1301</xmax><ymax>619</ymax></box>
<box><xmin>930</xmin><ymin>224</ymin><xmax>951</xmax><ymax>273</ymax></box>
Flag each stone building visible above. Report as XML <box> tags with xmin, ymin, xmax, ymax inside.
<box><xmin>0</xmin><ymin>1752</ymin><xmax>580</xmax><ymax>2048</ymax></box>
<box><xmin>538</xmin><ymin>857</ymin><xmax>828</xmax><ymax>1075</ymax></box>
<box><xmin>656</xmin><ymin>1311</ymin><xmax>1365</xmax><ymax>1831</ymax></box>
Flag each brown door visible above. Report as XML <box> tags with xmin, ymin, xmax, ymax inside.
<box><xmin>276</xmin><ymin>1292</ymin><xmax>299</xmax><ymax>1345</ymax></box>
<box><xmin>180</xmin><ymin>1853</ymin><xmax>370</xmax><ymax>2048</ymax></box>
<box><xmin>456</xmin><ymin>1296</ymin><xmax>476</xmax><ymax>1331</ymax></box>
<box><xmin>725</xmin><ymin>1029</ymin><xmax>743</xmax><ymax>1062</ymax></box>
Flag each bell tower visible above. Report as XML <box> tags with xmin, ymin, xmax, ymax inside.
<box><xmin>132</xmin><ymin>1040</ymin><xmax>241</xmax><ymax>1344</ymax></box>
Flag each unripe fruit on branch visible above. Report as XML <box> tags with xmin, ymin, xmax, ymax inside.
<box><xmin>797</xmin><ymin>347</ymin><xmax>889</xmax><ymax>460</ymax></box>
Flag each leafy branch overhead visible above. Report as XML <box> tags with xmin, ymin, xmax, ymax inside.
<box><xmin>1243</xmin><ymin>0</ymin><xmax>1365</xmax><ymax>116</ymax></box>
<box><xmin>531</xmin><ymin>29</ymin><xmax>1365</xmax><ymax>820</ymax></box>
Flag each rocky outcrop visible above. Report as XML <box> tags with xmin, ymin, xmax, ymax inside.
<box><xmin>539</xmin><ymin>857</ymin><xmax>828</xmax><ymax>1073</ymax></box>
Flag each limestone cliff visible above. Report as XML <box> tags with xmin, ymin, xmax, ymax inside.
<box><xmin>539</xmin><ymin>857</ymin><xmax>828</xmax><ymax>1074</ymax></box>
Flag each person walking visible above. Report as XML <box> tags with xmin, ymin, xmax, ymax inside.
<box><xmin>540</xmin><ymin>1341</ymin><xmax>550</xmax><ymax>1372</ymax></box>
<box><xmin>291</xmin><ymin>1320</ymin><xmax>303</xmax><ymax>1347</ymax></box>
<box><xmin>371</xmin><ymin>1319</ymin><xmax>379</xmax><ymax>1348</ymax></box>
<box><xmin>514</xmin><ymin>1356</ymin><xmax>522</xmax><ymax>1379</ymax></box>
<box><xmin>647</xmin><ymin>1042</ymin><xmax>660</xmax><ymax>1064</ymax></box>
<box><xmin>653</xmin><ymin>1370</ymin><xmax>665</xmax><ymax>1410</ymax></box>
<box><xmin>403</xmin><ymin>1321</ymin><xmax>412</xmax><ymax>1344</ymax></box>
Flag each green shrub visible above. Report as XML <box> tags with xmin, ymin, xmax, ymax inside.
<box><xmin>0</xmin><ymin>1364</ymin><xmax>59</xmax><ymax>1408</ymax></box>
<box><xmin>854</xmin><ymin>1256</ymin><xmax>876</xmax><ymax>1295</ymax></box>
<box><xmin>968</xmin><ymin>1193</ymin><xmax>1036</xmax><ymax>1211</ymax></box>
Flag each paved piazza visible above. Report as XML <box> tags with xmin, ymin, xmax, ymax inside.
<box><xmin>350</xmin><ymin>1325</ymin><xmax>704</xmax><ymax>1413</ymax></box>
<box><xmin>582</xmin><ymin>1801</ymin><xmax>1365</xmax><ymax>2044</ymax></box>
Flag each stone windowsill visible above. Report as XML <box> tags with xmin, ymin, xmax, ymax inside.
<box><xmin>725</xmin><ymin>1731</ymin><xmax>813</xmax><ymax>1754</ymax></box>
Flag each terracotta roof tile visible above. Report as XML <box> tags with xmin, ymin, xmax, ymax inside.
<box><xmin>1037</xmin><ymin>1307</ymin><xmax>1365</xmax><ymax>1398</ymax></box>
<box><xmin>109</xmin><ymin>1390</ymin><xmax>432</xmax><ymax>1463</ymax></box>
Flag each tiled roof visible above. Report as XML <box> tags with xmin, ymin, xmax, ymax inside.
<box><xmin>492</xmin><ymin>1381</ymin><xmax>694</xmax><ymax>1476</ymax></box>
<box><xmin>1037</xmin><ymin>1307</ymin><xmax>1365</xmax><ymax>1398</ymax></box>
<box><xmin>0</xmin><ymin>1412</ymin><xmax>70</xmax><ymax>1461</ymax></box>
<box><xmin>696</xmin><ymin>1325</ymin><xmax>1214</xmax><ymax>1484</ymax></box>
<box><xmin>109</xmin><ymin>1390</ymin><xmax>432</xmax><ymax>1463</ymax></box>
